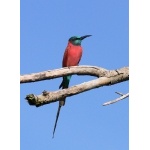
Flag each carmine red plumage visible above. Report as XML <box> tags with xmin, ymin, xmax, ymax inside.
<box><xmin>62</xmin><ymin>42</ymin><xmax>82</xmax><ymax>67</ymax></box>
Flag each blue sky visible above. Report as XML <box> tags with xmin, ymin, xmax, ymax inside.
<box><xmin>20</xmin><ymin>0</ymin><xmax>129</xmax><ymax>150</ymax></box>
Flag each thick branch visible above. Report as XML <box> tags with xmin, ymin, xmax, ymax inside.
<box><xmin>22</xmin><ymin>66</ymin><xmax>129</xmax><ymax>107</ymax></box>
<box><xmin>20</xmin><ymin>66</ymin><xmax>108</xmax><ymax>83</ymax></box>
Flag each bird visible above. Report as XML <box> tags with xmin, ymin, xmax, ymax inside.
<box><xmin>52</xmin><ymin>35</ymin><xmax>92</xmax><ymax>138</ymax></box>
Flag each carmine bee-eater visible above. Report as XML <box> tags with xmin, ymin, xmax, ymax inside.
<box><xmin>52</xmin><ymin>35</ymin><xmax>92</xmax><ymax>138</ymax></box>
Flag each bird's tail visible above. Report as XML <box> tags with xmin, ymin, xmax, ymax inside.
<box><xmin>59</xmin><ymin>75</ymin><xmax>71</xmax><ymax>106</ymax></box>
<box><xmin>52</xmin><ymin>105</ymin><xmax>61</xmax><ymax>138</ymax></box>
<box><xmin>52</xmin><ymin>75</ymin><xmax>71</xmax><ymax>138</ymax></box>
<box><xmin>59</xmin><ymin>75</ymin><xmax>71</xmax><ymax>89</ymax></box>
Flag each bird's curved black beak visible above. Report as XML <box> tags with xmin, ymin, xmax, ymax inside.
<box><xmin>80</xmin><ymin>35</ymin><xmax>92</xmax><ymax>40</ymax></box>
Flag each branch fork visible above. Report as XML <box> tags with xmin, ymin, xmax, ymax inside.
<box><xmin>20</xmin><ymin>65</ymin><xmax>129</xmax><ymax>107</ymax></box>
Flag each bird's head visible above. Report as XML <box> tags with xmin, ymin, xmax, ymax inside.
<box><xmin>69</xmin><ymin>35</ymin><xmax>92</xmax><ymax>46</ymax></box>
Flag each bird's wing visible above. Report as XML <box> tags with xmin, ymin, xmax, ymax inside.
<box><xmin>62</xmin><ymin>44</ymin><xmax>70</xmax><ymax>67</ymax></box>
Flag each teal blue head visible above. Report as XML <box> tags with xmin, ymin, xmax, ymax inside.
<box><xmin>69</xmin><ymin>35</ymin><xmax>92</xmax><ymax>46</ymax></box>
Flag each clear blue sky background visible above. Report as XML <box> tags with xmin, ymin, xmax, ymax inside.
<box><xmin>20</xmin><ymin>0</ymin><xmax>128</xmax><ymax>149</ymax></box>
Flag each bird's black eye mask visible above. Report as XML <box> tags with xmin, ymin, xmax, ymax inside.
<box><xmin>69</xmin><ymin>36</ymin><xmax>81</xmax><ymax>42</ymax></box>
<box><xmin>76</xmin><ymin>38</ymin><xmax>81</xmax><ymax>40</ymax></box>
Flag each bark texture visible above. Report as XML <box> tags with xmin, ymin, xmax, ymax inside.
<box><xmin>20</xmin><ymin>66</ymin><xmax>129</xmax><ymax>107</ymax></box>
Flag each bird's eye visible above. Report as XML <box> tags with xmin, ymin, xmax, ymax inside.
<box><xmin>74</xmin><ymin>38</ymin><xmax>80</xmax><ymax>41</ymax></box>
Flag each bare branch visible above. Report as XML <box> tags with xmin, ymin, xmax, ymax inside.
<box><xmin>20</xmin><ymin>65</ymin><xmax>108</xmax><ymax>83</ymax></box>
<box><xmin>103</xmin><ymin>93</ymin><xmax>129</xmax><ymax>106</ymax></box>
<box><xmin>22</xmin><ymin>66</ymin><xmax>129</xmax><ymax>107</ymax></box>
<box><xmin>115</xmin><ymin>92</ymin><xmax>124</xmax><ymax>96</ymax></box>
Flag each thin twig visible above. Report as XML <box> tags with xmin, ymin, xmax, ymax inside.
<box><xmin>103</xmin><ymin>93</ymin><xmax>129</xmax><ymax>106</ymax></box>
<box><xmin>115</xmin><ymin>92</ymin><xmax>124</xmax><ymax>96</ymax></box>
